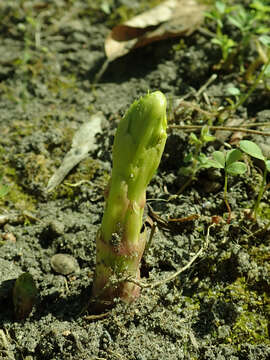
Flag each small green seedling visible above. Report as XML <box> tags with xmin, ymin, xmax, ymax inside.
<box><xmin>212</xmin><ymin>33</ymin><xmax>236</xmax><ymax>66</ymax></box>
<box><xmin>205</xmin><ymin>1</ymin><xmax>236</xmax><ymax>68</ymax></box>
<box><xmin>239</xmin><ymin>140</ymin><xmax>270</xmax><ymax>219</ymax></box>
<box><xmin>228</xmin><ymin>5</ymin><xmax>257</xmax><ymax>66</ymax></box>
<box><xmin>205</xmin><ymin>1</ymin><xmax>236</xmax><ymax>35</ymax></box>
<box><xmin>206</xmin><ymin>1</ymin><xmax>270</xmax><ymax>74</ymax></box>
<box><xmin>206</xmin><ymin>148</ymin><xmax>247</xmax><ymax>223</ymax></box>
<box><xmin>91</xmin><ymin>91</ymin><xmax>167</xmax><ymax>310</ymax></box>
<box><xmin>178</xmin><ymin>126</ymin><xmax>216</xmax><ymax>194</ymax></box>
<box><xmin>13</xmin><ymin>273</ymin><xmax>38</xmax><ymax>320</ymax></box>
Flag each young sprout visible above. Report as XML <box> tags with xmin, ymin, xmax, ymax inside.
<box><xmin>13</xmin><ymin>273</ymin><xmax>38</xmax><ymax>320</ymax></box>
<box><xmin>239</xmin><ymin>140</ymin><xmax>270</xmax><ymax>219</ymax></box>
<box><xmin>206</xmin><ymin>148</ymin><xmax>247</xmax><ymax>223</ymax></box>
<box><xmin>91</xmin><ymin>91</ymin><xmax>167</xmax><ymax>310</ymax></box>
<box><xmin>205</xmin><ymin>1</ymin><xmax>236</xmax><ymax>68</ymax></box>
<box><xmin>178</xmin><ymin>126</ymin><xmax>216</xmax><ymax>194</ymax></box>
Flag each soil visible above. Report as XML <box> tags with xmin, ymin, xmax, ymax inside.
<box><xmin>0</xmin><ymin>1</ymin><xmax>270</xmax><ymax>359</ymax></box>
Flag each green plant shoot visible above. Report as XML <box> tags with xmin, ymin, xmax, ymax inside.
<box><xmin>206</xmin><ymin>1</ymin><xmax>270</xmax><ymax>74</ymax></box>
<box><xmin>206</xmin><ymin>148</ymin><xmax>247</xmax><ymax>223</ymax></box>
<box><xmin>177</xmin><ymin>125</ymin><xmax>216</xmax><ymax>194</ymax></box>
<box><xmin>239</xmin><ymin>140</ymin><xmax>270</xmax><ymax>218</ymax></box>
<box><xmin>91</xmin><ymin>91</ymin><xmax>167</xmax><ymax>310</ymax></box>
<box><xmin>13</xmin><ymin>273</ymin><xmax>38</xmax><ymax>320</ymax></box>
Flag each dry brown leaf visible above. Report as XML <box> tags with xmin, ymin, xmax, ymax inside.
<box><xmin>105</xmin><ymin>0</ymin><xmax>207</xmax><ymax>61</ymax></box>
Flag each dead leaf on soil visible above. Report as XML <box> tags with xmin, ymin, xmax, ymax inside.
<box><xmin>46</xmin><ymin>112</ymin><xmax>105</xmax><ymax>193</ymax></box>
<box><xmin>105</xmin><ymin>0</ymin><xmax>208</xmax><ymax>61</ymax></box>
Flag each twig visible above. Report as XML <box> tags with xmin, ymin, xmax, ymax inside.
<box><xmin>127</xmin><ymin>223</ymin><xmax>214</xmax><ymax>289</ymax></box>
<box><xmin>196</xmin><ymin>74</ymin><xmax>218</xmax><ymax>98</ymax></box>
<box><xmin>0</xmin><ymin>329</ymin><xmax>15</xmax><ymax>360</ymax></box>
<box><xmin>84</xmin><ymin>312</ymin><xmax>110</xmax><ymax>321</ymax></box>
<box><xmin>246</xmin><ymin>220</ymin><xmax>270</xmax><ymax>239</ymax></box>
<box><xmin>94</xmin><ymin>58</ymin><xmax>111</xmax><ymax>84</ymax></box>
<box><xmin>0</xmin><ymin>211</ymin><xmax>42</xmax><ymax>226</ymax></box>
<box><xmin>169</xmin><ymin>124</ymin><xmax>270</xmax><ymax>136</ymax></box>
<box><xmin>64</xmin><ymin>180</ymin><xmax>94</xmax><ymax>187</ymax></box>
<box><xmin>235</xmin><ymin>121</ymin><xmax>270</xmax><ymax>128</ymax></box>
<box><xmin>174</xmin><ymin>100</ymin><xmax>217</xmax><ymax>118</ymax></box>
<box><xmin>175</xmin><ymin>73</ymin><xmax>218</xmax><ymax>107</ymax></box>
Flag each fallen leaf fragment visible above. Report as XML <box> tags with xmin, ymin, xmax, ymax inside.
<box><xmin>46</xmin><ymin>112</ymin><xmax>105</xmax><ymax>192</ymax></box>
<box><xmin>105</xmin><ymin>0</ymin><xmax>207</xmax><ymax>61</ymax></box>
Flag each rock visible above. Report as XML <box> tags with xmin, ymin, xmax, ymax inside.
<box><xmin>50</xmin><ymin>253</ymin><xmax>80</xmax><ymax>275</ymax></box>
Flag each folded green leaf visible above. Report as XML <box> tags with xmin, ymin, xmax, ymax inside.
<box><xmin>239</xmin><ymin>140</ymin><xmax>265</xmax><ymax>161</ymax></box>
<box><xmin>205</xmin><ymin>159</ymin><xmax>224</xmax><ymax>169</ymax></box>
<box><xmin>212</xmin><ymin>151</ymin><xmax>225</xmax><ymax>168</ymax></box>
<box><xmin>226</xmin><ymin>161</ymin><xmax>247</xmax><ymax>176</ymax></box>
<box><xmin>226</xmin><ymin>149</ymin><xmax>243</xmax><ymax>167</ymax></box>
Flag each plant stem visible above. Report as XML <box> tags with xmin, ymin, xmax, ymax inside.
<box><xmin>224</xmin><ymin>171</ymin><xmax>231</xmax><ymax>223</ymax></box>
<box><xmin>176</xmin><ymin>147</ymin><xmax>200</xmax><ymax>195</ymax></box>
<box><xmin>252</xmin><ymin>166</ymin><xmax>267</xmax><ymax>219</ymax></box>
<box><xmin>231</xmin><ymin>58</ymin><xmax>270</xmax><ymax>111</ymax></box>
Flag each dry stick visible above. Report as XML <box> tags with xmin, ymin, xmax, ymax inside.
<box><xmin>127</xmin><ymin>223</ymin><xmax>214</xmax><ymax>290</ymax></box>
<box><xmin>94</xmin><ymin>58</ymin><xmax>111</xmax><ymax>84</ymax></box>
<box><xmin>84</xmin><ymin>311</ymin><xmax>110</xmax><ymax>321</ymax></box>
<box><xmin>175</xmin><ymin>73</ymin><xmax>218</xmax><ymax>106</ymax></box>
<box><xmin>246</xmin><ymin>220</ymin><xmax>270</xmax><ymax>239</ymax></box>
<box><xmin>169</xmin><ymin>124</ymin><xmax>270</xmax><ymax>136</ymax></box>
<box><xmin>235</xmin><ymin>121</ymin><xmax>270</xmax><ymax>128</ymax></box>
<box><xmin>174</xmin><ymin>100</ymin><xmax>217</xmax><ymax>118</ymax></box>
<box><xmin>195</xmin><ymin>74</ymin><xmax>218</xmax><ymax>98</ymax></box>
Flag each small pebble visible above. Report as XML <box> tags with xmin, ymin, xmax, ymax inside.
<box><xmin>51</xmin><ymin>254</ymin><xmax>80</xmax><ymax>275</ymax></box>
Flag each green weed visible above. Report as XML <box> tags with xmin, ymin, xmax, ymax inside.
<box><xmin>239</xmin><ymin>140</ymin><xmax>270</xmax><ymax>219</ymax></box>
<box><xmin>205</xmin><ymin>148</ymin><xmax>247</xmax><ymax>222</ymax></box>
<box><xmin>178</xmin><ymin>126</ymin><xmax>216</xmax><ymax>194</ymax></box>
<box><xmin>206</xmin><ymin>0</ymin><xmax>270</xmax><ymax>74</ymax></box>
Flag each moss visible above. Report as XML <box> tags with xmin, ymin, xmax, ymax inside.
<box><xmin>51</xmin><ymin>157</ymin><xmax>105</xmax><ymax>200</ymax></box>
<box><xmin>21</xmin><ymin>153</ymin><xmax>51</xmax><ymax>185</ymax></box>
<box><xmin>257</xmin><ymin>202</ymin><xmax>270</xmax><ymax>220</ymax></box>
<box><xmin>250</xmin><ymin>244</ymin><xmax>270</xmax><ymax>267</ymax></box>
<box><xmin>232</xmin><ymin>310</ymin><xmax>269</xmax><ymax>346</ymax></box>
<box><xmin>226</xmin><ymin>277</ymin><xmax>270</xmax><ymax>346</ymax></box>
<box><xmin>0</xmin><ymin>146</ymin><xmax>36</xmax><ymax>211</ymax></box>
<box><xmin>0</xmin><ymin>174</ymin><xmax>36</xmax><ymax>212</ymax></box>
<box><xmin>46</xmin><ymin>74</ymin><xmax>78</xmax><ymax>99</ymax></box>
